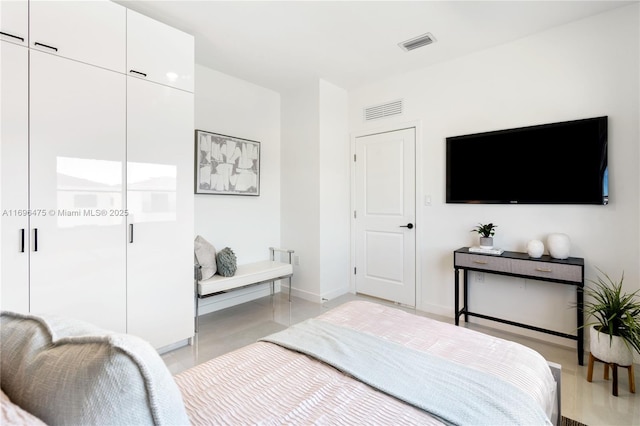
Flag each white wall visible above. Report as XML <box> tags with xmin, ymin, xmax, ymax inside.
<box><xmin>281</xmin><ymin>83</ymin><xmax>321</xmax><ymax>300</ymax></box>
<box><xmin>319</xmin><ymin>80</ymin><xmax>350</xmax><ymax>300</ymax></box>
<box><xmin>280</xmin><ymin>79</ymin><xmax>350</xmax><ymax>302</ymax></box>
<box><xmin>349</xmin><ymin>5</ymin><xmax>640</xmax><ymax>350</ymax></box>
<box><xmin>194</xmin><ymin>64</ymin><xmax>282</xmax><ymax>313</ymax></box>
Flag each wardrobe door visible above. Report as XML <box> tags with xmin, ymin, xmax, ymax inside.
<box><xmin>0</xmin><ymin>41</ymin><xmax>29</xmax><ymax>312</ymax></box>
<box><xmin>29</xmin><ymin>50</ymin><xmax>127</xmax><ymax>332</ymax></box>
<box><xmin>30</xmin><ymin>0</ymin><xmax>126</xmax><ymax>72</ymax></box>
<box><xmin>126</xmin><ymin>77</ymin><xmax>194</xmax><ymax>349</ymax></box>
<box><xmin>126</xmin><ymin>9</ymin><xmax>194</xmax><ymax>92</ymax></box>
<box><xmin>0</xmin><ymin>0</ymin><xmax>28</xmax><ymax>46</ymax></box>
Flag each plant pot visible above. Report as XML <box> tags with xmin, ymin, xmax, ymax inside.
<box><xmin>590</xmin><ymin>325</ymin><xmax>634</xmax><ymax>366</ymax></box>
<box><xmin>479</xmin><ymin>237</ymin><xmax>493</xmax><ymax>249</ymax></box>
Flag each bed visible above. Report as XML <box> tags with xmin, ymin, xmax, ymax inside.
<box><xmin>1</xmin><ymin>301</ymin><xmax>558</xmax><ymax>425</ymax></box>
<box><xmin>175</xmin><ymin>300</ymin><xmax>559</xmax><ymax>425</ymax></box>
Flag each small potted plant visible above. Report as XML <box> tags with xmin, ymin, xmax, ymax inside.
<box><xmin>471</xmin><ymin>223</ymin><xmax>497</xmax><ymax>249</ymax></box>
<box><xmin>582</xmin><ymin>268</ymin><xmax>640</xmax><ymax>367</ymax></box>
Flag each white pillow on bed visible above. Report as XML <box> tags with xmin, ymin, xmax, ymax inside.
<box><xmin>0</xmin><ymin>311</ymin><xmax>190</xmax><ymax>426</ymax></box>
<box><xmin>1</xmin><ymin>389</ymin><xmax>46</xmax><ymax>426</ymax></box>
<box><xmin>194</xmin><ymin>235</ymin><xmax>217</xmax><ymax>280</ymax></box>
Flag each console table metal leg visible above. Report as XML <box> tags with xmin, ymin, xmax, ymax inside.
<box><xmin>463</xmin><ymin>269</ymin><xmax>469</xmax><ymax>322</ymax></box>
<box><xmin>455</xmin><ymin>268</ymin><xmax>460</xmax><ymax>326</ymax></box>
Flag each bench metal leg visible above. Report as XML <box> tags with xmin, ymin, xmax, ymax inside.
<box><xmin>195</xmin><ymin>293</ymin><xmax>200</xmax><ymax>333</ymax></box>
<box><xmin>270</xmin><ymin>247</ymin><xmax>295</xmax><ymax>302</ymax></box>
<box><xmin>288</xmin><ymin>251</ymin><xmax>293</xmax><ymax>301</ymax></box>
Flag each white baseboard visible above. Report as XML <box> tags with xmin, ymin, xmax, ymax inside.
<box><xmin>281</xmin><ymin>284</ymin><xmax>321</xmax><ymax>303</ymax></box>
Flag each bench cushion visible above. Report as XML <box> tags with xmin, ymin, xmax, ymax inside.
<box><xmin>198</xmin><ymin>260</ymin><xmax>293</xmax><ymax>296</ymax></box>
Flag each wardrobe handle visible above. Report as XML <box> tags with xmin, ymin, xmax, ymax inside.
<box><xmin>20</xmin><ymin>229</ymin><xmax>25</xmax><ymax>252</ymax></box>
<box><xmin>34</xmin><ymin>42</ymin><xmax>58</xmax><ymax>52</ymax></box>
<box><xmin>1</xmin><ymin>31</ymin><xmax>25</xmax><ymax>42</ymax></box>
<box><xmin>129</xmin><ymin>224</ymin><xmax>134</xmax><ymax>243</ymax></box>
<box><xmin>129</xmin><ymin>70</ymin><xmax>147</xmax><ymax>77</ymax></box>
<box><xmin>33</xmin><ymin>228</ymin><xmax>38</xmax><ymax>252</ymax></box>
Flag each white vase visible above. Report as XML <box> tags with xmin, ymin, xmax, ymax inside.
<box><xmin>590</xmin><ymin>326</ymin><xmax>634</xmax><ymax>366</ymax></box>
<box><xmin>526</xmin><ymin>240</ymin><xmax>544</xmax><ymax>258</ymax></box>
<box><xmin>547</xmin><ymin>233</ymin><xmax>570</xmax><ymax>259</ymax></box>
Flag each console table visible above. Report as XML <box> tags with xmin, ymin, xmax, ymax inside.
<box><xmin>453</xmin><ymin>247</ymin><xmax>585</xmax><ymax>365</ymax></box>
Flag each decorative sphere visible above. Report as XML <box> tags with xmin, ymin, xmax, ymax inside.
<box><xmin>527</xmin><ymin>240</ymin><xmax>544</xmax><ymax>258</ymax></box>
<box><xmin>547</xmin><ymin>233</ymin><xmax>571</xmax><ymax>259</ymax></box>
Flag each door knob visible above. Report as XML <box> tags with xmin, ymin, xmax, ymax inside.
<box><xmin>400</xmin><ymin>223</ymin><xmax>414</xmax><ymax>229</ymax></box>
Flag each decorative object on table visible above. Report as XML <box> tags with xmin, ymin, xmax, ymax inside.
<box><xmin>216</xmin><ymin>247</ymin><xmax>237</xmax><ymax>277</ymax></box>
<box><xmin>582</xmin><ymin>268</ymin><xmax>639</xmax><ymax>395</ymax></box>
<box><xmin>195</xmin><ymin>130</ymin><xmax>260</xmax><ymax>196</ymax></box>
<box><xmin>468</xmin><ymin>246</ymin><xmax>504</xmax><ymax>255</ymax></box>
<box><xmin>471</xmin><ymin>223</ymin><xmax>497</xmax><ymax>249</ymax></box>
<box><xmin>547</xmin><ymin>233</ymin><xmax>571</xmax><ymax>259</ymax></box>
<box><xmin>526</xmin><ymin>240</ymin><xmax>545</xmax><ymax>258</ymax></box>
<box><xmin>194</xmin><ymin>235</ymin><xmax>217</xmax><ymax>280</ymax></box>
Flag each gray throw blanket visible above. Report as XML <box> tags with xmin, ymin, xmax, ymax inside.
<box><xmin>260</xmin><ymin>319</ymin><xmax>551</xmax><ymax>426</ymax></box>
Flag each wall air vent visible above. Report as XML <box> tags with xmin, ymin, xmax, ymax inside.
<box><xmin>399</xmin><ymin>32</ymin><xmax>436</xmax><ymax>51</ymax></box>
<box><xmin>363</xmin><ymin>99</ymin><xmax>403</xmax><ymax>121</ymax></box>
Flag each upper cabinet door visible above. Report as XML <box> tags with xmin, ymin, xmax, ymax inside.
<box><xmin>30</xmin><ymin>0</ymin><xmax>126</xmax><ymax>72</ymax></box>
<box><xmin>127</xmin><ymin>9</ymin><xmax>194</xmax><ymax>92</ymax></box>
<box><xmin>0</xmin><ymin>0</ymin><xmax>28</xmax><ymax>45</ymax></box>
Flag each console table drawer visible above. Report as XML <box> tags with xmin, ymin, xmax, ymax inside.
<box><xmin>511</xmin><ymin>259</ymin><xmax>582</xmax><ymax>283</ymax></box>
<box><xmin>455</xmin><ymin>253</ymin><xmax>511</xmax><ymax>273</ymax></box>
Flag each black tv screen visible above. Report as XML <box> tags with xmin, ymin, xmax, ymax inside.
<box><xmin>446</xmin><ymin>116</ymin><xmax>608</xmax><ymax>205</ymax></box>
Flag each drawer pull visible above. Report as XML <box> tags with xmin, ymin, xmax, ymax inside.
<box><xmin>1</xmin><ymin>31</ymin><xmax>25</xmax><ymax>42</ymax></box>
<box><xmin>129</xmin><ymin>70</ymin><xmax>147</xmax><ymax>77</ymax></box>
<box><xmin>536</xmin><ymin>267</ymin><xmax>552</xmax><ymax>273</ymax></box>
<box><xmin>34</xmin><ymin>42</ymin><xmax>58</xmax><ymax>52</ymax></box>
<box><xmin>473</xmin><ymin>260</ymin><xmax>488</xmax><ymax>265</ymax></box>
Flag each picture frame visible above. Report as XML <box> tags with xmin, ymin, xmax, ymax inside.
<box><xmin>195</xmin><ymin>130</ymin><xmax>260</xmax><ymax>196</ymax></box>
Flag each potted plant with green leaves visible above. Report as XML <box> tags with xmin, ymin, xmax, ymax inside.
<box><xmin>582</xmin><ymin>269</ymin><xmax>640</xmax><ymax>368</ymax></box>
<box><xmin>471</xmin><ymin>223</ymin><xmax>497</xmax><ymax>249</ymax></box>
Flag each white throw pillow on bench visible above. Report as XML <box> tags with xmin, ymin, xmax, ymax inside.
<box><xmin>194</xmin><ymin>235</ymin><xmax>217</xmax><ymax>280</ymax></box>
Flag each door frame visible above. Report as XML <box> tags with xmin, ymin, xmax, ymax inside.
<box><xmin>350</xmin><ymin>120</ymin><xmax>423</xmax><ymax>309</ymax></box>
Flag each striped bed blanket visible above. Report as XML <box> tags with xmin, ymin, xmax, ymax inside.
<box><xmin>261</xmin><ymin>318</ymin><xmax>550</xmax><ymax>426</ymax></box>
<box><xmin>174</xmin><ymin>301</ymin><xmax>556</xmax><ymax>425</ymax></box>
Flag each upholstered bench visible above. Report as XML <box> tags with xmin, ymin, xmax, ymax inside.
<box><xmin>194</xmin><ymin>247</ymin><xmax>294</xmax><ymax>332</ymax></box>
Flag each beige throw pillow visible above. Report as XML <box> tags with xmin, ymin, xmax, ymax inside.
<box><xmin>0</xmin><ymin>311</ymin><xmax>190</xmax><ymax>426</ymax></box>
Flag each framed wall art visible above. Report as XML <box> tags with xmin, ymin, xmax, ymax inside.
<box><xmin>195</xmin><ymin>130</ymin><xmax>260</xmax><ymax>196</ymax></box>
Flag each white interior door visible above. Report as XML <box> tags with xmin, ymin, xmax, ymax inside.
<box><xmin>355</xmin><ymin>128</ymin><xmax>416</xmax><ymax>306</ymax></box>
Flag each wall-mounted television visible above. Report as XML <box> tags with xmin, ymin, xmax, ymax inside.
<box><xmin>446</xmin><ymin>116</ymin><xmax>608</xmax><ymax>205</ymax></box>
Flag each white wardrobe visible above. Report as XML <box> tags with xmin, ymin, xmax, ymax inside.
<box><xmin>0</xmin><ymin>0</ymin><xmax>195</xmax><ymax>350</ymax></box>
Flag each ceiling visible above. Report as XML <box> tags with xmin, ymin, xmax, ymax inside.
<box><xmin>116</xmin><ymin>1</ymin><xmax>635</xmax><ymax>93</ymax></box>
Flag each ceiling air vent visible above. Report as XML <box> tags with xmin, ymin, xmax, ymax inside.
<box><xmin>399</xmin><ymin>32</ymin><xmax>436</xmax><ymax>52</ymax></box>
<box><xmin>364</xmin><ymin>99</ymin><xmax>403</xmax><ymax>121</ymax></box>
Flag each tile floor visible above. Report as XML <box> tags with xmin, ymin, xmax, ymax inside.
<box><xmin>162</xmin><ymin>293</ymin><xmax>639</xmax><ymax>426</ymax></box>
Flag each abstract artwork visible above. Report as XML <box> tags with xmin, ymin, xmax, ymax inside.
<box><xmin>195</xmin><ymin>130</ymin><xmax>260</xmax><ymax>195</ymax></box>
